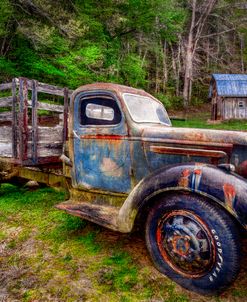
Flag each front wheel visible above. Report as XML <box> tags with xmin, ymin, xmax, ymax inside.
<box><xmin>145</xmin><ymin>193</ymin><xmax>241</xmax><ymax>295</ymax></box>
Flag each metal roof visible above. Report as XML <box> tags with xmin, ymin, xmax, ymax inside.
<box><xmin>209</xmin><ymin>74</ymin><xmax>247</xmax><ymax>97</ymax></box>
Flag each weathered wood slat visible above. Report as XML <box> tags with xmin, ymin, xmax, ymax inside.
<box><xmin>0</xmin><ymin>96</ymin><xmax>12</xmax><ymax>107</ymax></box>
<box><xmin>0</xmin><ymin>112</ymin><xmax>12</xmax><ymax>122</ymax></box>
<box><xmin>63</xmin><ymin>87</ymin><xmax>69</xmax><ymax>143</ymax></box>
<box><xmin>27</xmin><ymin>100</ymin><xmax>64</xmax><ymax>113</ymax></box>
<box><xmin>1</xmin><ymin>125</ymin><xmax>63</xmax><ymax>143</ymax></box>
<box><xmin>31</xmin><ymin>80</ymin><xmax>38</xmax><ymax>163</ymax></box>
<box><xmin>0</xmin><ymin>126</ymin><xmax>12</xmax><ymax>140</ymax></box>
<box><xmin>0</xmin><ymin>98</ymin><xmax>64</xmax><ymax>112</ymax></box>
<box><xmin>0</xmin><ymin>77</ymin><xmax>69</xmax><ymax>165</ymax></box>
<box><xmin>0</xmin><ymin>142</ymin><xmax>62</xmax><ymax>158</ymax></box>
<box><xmin>0</xmin><ymin>142</ymin><xmax>12</xmax><ymax>157</ymax></box>
<box><xmin>12</xmin><ymin>78</ymin><xmax>18</xmax><ymax>158</ymax></box>
<box><xmin>37</xmin><ymin>82</ymin><xmax>73</xmax><ymax>96</ymax></box>
<box><xmin>15</xmin><ymin>78</ymin><xmax>73</xmax><ymax>96</ymax></box>
<box><xmin>36</xmin><ymin>126</ymin><xmax>63</xmax><ymax>142</ymax></box>
<box><xmin>0</xmin><ymin>82</ymin><xmax>12</xmax><ymax>91</ymax></box>
<box><xmin>18</xmin><ymin>78</ymin><xmax>29</xmax><ymax>161</ymax></box>
<box><xmin>37</xmin><ymin>83</ymin><xmax>68</xmax><ymax>97</ymax></box>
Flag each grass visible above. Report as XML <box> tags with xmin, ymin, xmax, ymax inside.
<box><xmin>169</xmin><ymin>106</ymin><xmax>247</xmax><ymax>131</ymax></box>
<box><xmin>0</xmin><ymin>184</ymin><xmax>246</xmax><ymax>301</ymax></box>
<box><xmin>172</xmin><ymin>117</ymin><xmax>247</xmax><ymax>131</ymax></box>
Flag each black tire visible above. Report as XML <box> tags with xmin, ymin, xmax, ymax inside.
<box><xmin>145</xmin><ymin>193</ymin><xmax>241</xmax><ymax>295</ymax></box>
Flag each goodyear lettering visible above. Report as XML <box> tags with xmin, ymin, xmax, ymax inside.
<box><xmin>209</xmin><ymin>229</ymin><xmax>224</xmax><ymax>282</ymax></box>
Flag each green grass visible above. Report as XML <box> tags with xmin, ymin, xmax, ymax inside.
<box><xmin>172</xmin><ymin>117</ymin><xmax>247</xmax><ymax>131</ymax></box>
<box><xmin>0</xmin><ymin>184</ymin><xmax>191</xmax><ymax>302</ymax></box>
<box><xmin>0</xmin><ymin>183</ymin><xmax>246</xmax><ymax>301</ymax></box>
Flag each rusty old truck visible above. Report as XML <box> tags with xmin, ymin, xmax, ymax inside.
<box><xmin>0</xmin><ymin>78</ymin><xmax>247</xmax><ymax>295</ymax></box>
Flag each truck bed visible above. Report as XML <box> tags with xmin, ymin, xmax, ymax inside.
<box><xmin>0</xmin><ymin>77</ymin><xmax>72</xmax><ymax>166</ymax></box>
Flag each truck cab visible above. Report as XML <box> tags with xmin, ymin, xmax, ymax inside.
<box><xmin>70</xmin><ymin>83</ymin><xmax>171</xmax><ymax>193</ymax></box>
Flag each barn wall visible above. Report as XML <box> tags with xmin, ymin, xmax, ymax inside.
<box><xmin>222</xmin><ymin>98</ymin><xmax>247</xmax><ymax>120</ymax></box>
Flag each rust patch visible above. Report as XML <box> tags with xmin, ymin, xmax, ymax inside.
<box><xmin>178</xmin><ymin>169</ymin><xmax>191</xmax><ymax>188</ymax></box>
<box><xmin>171</xmin><ymin>235</ymin><xmax>190</xmax><ymax>257</ymax></box>
<box><xmin>80</xmin><ymin>134</ymin><xmax>127</xmax><ymax>140</ymax></box>
<box><xmin>223</xmin><ymin>183</ymin><xmax>236</xmax><ymax>210</ymax></box>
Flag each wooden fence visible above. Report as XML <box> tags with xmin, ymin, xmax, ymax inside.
<box><xmin>0</xmin><ymin>77</ymin><xmax>73</xmax><ymax>165</ymax></box>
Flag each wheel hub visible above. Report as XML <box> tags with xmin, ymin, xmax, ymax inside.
<box><xmin>171</xmin><ymin>235</ymin><xmax>190</xmax><ymax>256</ymax></box>
<box><xmin>156</xmin><ymin>210</ymin><xmax>215</xmax><ymax>278</ymax></box>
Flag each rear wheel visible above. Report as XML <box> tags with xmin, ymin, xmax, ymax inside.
<box><xmin>145</xmin><ymin>193</ymin><xmax>241</xmax><ymax>295</ymax></box>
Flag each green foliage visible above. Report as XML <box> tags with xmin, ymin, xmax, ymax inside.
<box><xmin>0</xmin><ymin>0</ymin><xmax>247</xmax><ymax>109</ymax></box>
<box><xmin>0</xmin><ymin>57</ymin><xmax>16</xmax><ymax>81</ymax></box>
<box><xmin>0</xmin><ymin>0</ymin><xmax>12</xmax><ymax>37</ymax></box>
<box><xmin>120</xmin><ymin>53</ymin><xmax>147</xmax><ymax>87</ymax></box>
<box><xmin>156</xmin><ymin>93</ymin><xmax>184</xmax><ymax>109</ymax></box>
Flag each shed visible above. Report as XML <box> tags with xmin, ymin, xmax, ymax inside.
<box><xmin>209</xmin><ymin>74</ymin><xmax>247</xmax><ymax>120</ymax></box>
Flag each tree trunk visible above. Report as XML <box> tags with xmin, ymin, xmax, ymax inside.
<box><xmin>162</xmin><ymin>41</ymin><xmax>168</xmax><ymax>93</ymax></box>
<box><xmin>183</xmin><ymin>0</ymin><xmax>196</xmax><ymax>108</ymax></box>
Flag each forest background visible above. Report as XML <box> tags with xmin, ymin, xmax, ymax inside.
<box><xmin>1</xmin><ymin>0</ymin><xmax>247</xmax><ymax>109</ymax></box>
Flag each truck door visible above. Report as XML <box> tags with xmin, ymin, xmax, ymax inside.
<box><xmin>72</xmin><ymin>91</ymin><xmax>131</xmax><ymax>193</ymax></box>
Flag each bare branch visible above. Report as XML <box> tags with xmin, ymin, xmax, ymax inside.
<box><xmin>199</xmin><ymin>28</ymin><xmax>235</xmax><ymax>39</ymax></box>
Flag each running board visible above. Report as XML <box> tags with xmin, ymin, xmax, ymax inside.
<box><xmin>55</xmin><ymin>201</ymin><xmax>120</xmax><ymax>231</ymax></box>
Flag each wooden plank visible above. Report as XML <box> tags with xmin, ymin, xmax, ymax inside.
<box><xmin>0</xmin><ymin>82</ymin><xmax>12</xmax><ymax>91</ymax></box>
<box><xmin>36</xmin><ymin>126</ymin><xmax>63</xmax><ymax>142</ymax></box>
<box><xmin>14</xmin><ymin>78</ymin><xmax>73</xmax><ymax>96</ymax></box>
<box><xmin>0</xmin><ymin>112</ymin><xmax>12</xmax><ymax>122</ymax></box>
<box><xmin>18</xmin><ymin>78</ymin><xmax>29</xmax><ymax>161</ymax></box>
<box><xmin>0</xmin><ymin>96</ymin><xmax>12</xmax><ymax>107</ymax></box>
<box><xmin>0</xmin><ymin>143</ymin><xmax>62</xmax><ymax>159</ymax></box>
<box><xmin>31</xmin><ymin>80</ymin><xmax>38</xmax><ymax>164</ymax></box>
<box><xmin>0</xmin><ymin>126</ymin><xmax>12</xmax><ymax>140</ymax></box>
<box><xmin>0</xmin><ymin>125</ymin><xmax>63</xmax><ymax>143</ymax></box>
<box><xmin>0</xmin><ymin>142</ymin><xmax>12</xmax><ymax>157</ymax></box>
<box><xmin>37</xmin><ymin>82</ymin><xmax>73</xmax><ymax>96</ymax></box>
<box><xmin>27</xmin><ymin>100</ymin><xmax>64</xmax><ymax>113</ymax></box>
<box><xmin>12</xmin><ymin>78</ymin><xmax>17</xmax><ymax>158</ymax></box>
<box><xmin>38</xmin><ymin>83</ymin><xmax>67</xmax><ymax>97</ymax></box>
<box><xmin>63</xmin><ymin>87</ymin><xmax>69</xmax><ymax>144</ymax></box>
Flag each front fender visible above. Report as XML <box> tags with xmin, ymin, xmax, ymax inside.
<box><xmin>117</xmin><ymin>163</ymin><xmax>247</xmax><ymax>232</ymax></box>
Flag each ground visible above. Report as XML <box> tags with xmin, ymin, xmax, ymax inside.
<box><xmin>0</xmin><ymin>184</ymin><xmax>246</xmax><ymax>302</ymax></box>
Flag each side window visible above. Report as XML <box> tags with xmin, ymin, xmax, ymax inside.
<box><xmin>80</xmin><ymin>96</ymin><xmax>122</xmax><ymax>125</ymax></box>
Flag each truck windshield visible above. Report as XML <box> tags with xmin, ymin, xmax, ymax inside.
<box><xmin>123</xmin><ymin>93</ymin><xmax>171</xmax><ymax>125</ymax></box>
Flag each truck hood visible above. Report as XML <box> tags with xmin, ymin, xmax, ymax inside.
<box><xmin>141</xmin><ymin>125</ymin><xmax>247</xmax><ymax>178</ymax></box>
<box><xmin>142</xmin><ymin>125</ymin><xmax>247</xmax><ymax>145</ymax></box>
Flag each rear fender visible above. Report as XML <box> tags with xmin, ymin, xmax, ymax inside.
<box><xmin>117</xmin><ymin>163</ymin><xmax>247</xmax><ymax>232</ymax></box>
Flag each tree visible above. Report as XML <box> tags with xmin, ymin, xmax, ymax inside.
<box><xmin>182</xmin><ymin>0</ymin><xmax>217</xmax><ymax>107</ymax></box>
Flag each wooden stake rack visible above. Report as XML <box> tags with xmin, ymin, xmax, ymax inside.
<box><xmin>0</xmin><ymin>77</ymin><xmax>73</xmax><ymax>166</ymax></box>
